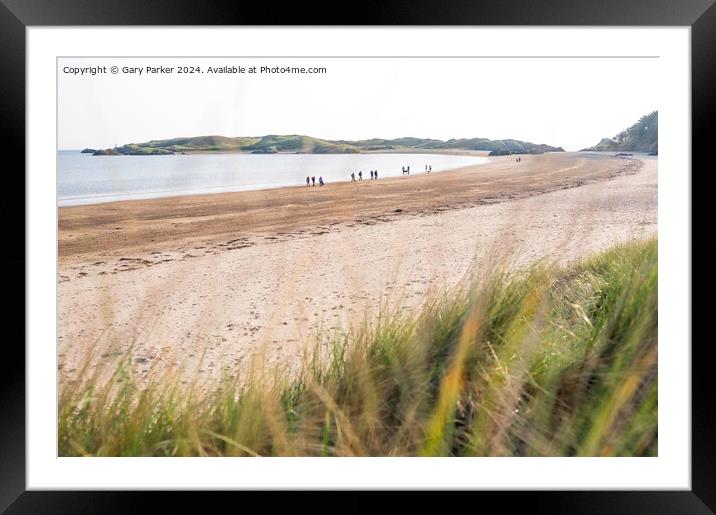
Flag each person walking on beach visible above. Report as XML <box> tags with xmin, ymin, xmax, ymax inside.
<box><xmin>306</xmin><ymin>176</ymin><xmax>310</xmax><ymax>187</ymax></box>
<box><xmin>370</xmin><ymin>170</ymin><xmax>374</xmax><ymax>180</ymax></box>
<box><xmin>429</xmin><ymin>165</ymin><xmax>432</xmax><ymax>173</ymax></box>
<box><xmin>425</xmin><ymin>165</ymin><xmax>428</xmax><ymax>173</ymax></box>
<box><xmin>311</xmin><ymin>176</ymin><xmax>316</xmax><ymax>186</ymax></box>
<box><xmin>375</xmin><ymin>169</ymin><xmax>378</xmax><ymax>179</ymax></box>
<box><xmin>351</xmin><ymin>172</ymin><xmax>356</xmax><ymax>182</ymax></box>
<box><xmin>319</xmin><ymin>176</ymin><xmax>324</xmax><ymax>186</ymax></box>
<box><xmin>402</xmin><ymin>166</ymin><xmax>406</xmax><ymax>175</ymax></box>
<box><xmin>358</xmin><ymin>170</ymin><xmax>363</xmax><ymax>181</ymax></box>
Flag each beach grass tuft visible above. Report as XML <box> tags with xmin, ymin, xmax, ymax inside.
<box><xmin>59</xmin><ymin>238</ymin><xmax>657</xmax><ymax>457</ymax></box>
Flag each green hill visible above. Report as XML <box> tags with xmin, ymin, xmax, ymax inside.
<box><xmin>91</xmin><ymin>134</ymin><xmax>564</xmax><ymax>156</ymax></box>
<box><xmin>581</xmin><ymin>111</ymin><xmax>658</xmax><ymax>154</ymax></box>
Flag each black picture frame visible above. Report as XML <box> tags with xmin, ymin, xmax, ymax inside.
<box><xmin>2</xmin><ymin>0</ymin><xmax>713</xmax><ymax>512</ymax></box>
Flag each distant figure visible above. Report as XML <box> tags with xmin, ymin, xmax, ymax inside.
<box><xmin>359</xmin><ymin>170</ymin><xmax>363</xmax><ymax>181</ymax></box>
<box><xmin>425</xmin><ymin>165</ymin><xmax>428</xmax><ymax>172</ymax></box>
<box><xmin>429</xmin><ymin>165</ymin><xmax>432</xmax><ymax>173</ymax></box>
<box><xmin>351</xmin><ymin>172</ymin><xmax>356</xmax><ymax>182</ymax></box>
<box><xmin>370</xmin><ymin>170</ymin><xmax>374</xmax><ymax>180</ymax></box>
<box><xmin>319</xmin><ymin>176</ymin><xmax>324</xmax><ymax>186</ymax></box>
<box><xmin>311</xmin><ymin>176</ymin><xmax>316</xmax><ymax>186</ymax></box>
<box><xmin>407</xmin><ymin>165</ymin><xmax>410</xmax><ymax>174</ymax></box>
<box><xmin>375</xmin><ymin>169</ymin><xmax>378</xmax><ymax>179</ymax></box>
<box><xmin>306</xmin><ymin>176</ymin><xmax>310</xmax><ymax>187</ymax></box>
<box><xmin>402</xmin><ymin>166</ymin><xmax>405</xmax><ymax>175</ymax></box>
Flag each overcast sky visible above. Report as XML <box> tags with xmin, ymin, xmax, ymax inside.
<box><xmin>58</xmin><ymin>57</ymin><xmax>658</xmax><ymax>151</ymax></box>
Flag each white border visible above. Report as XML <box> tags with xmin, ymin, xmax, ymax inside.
<box><xmin>28</xmin><ymin>27</ymin><xmax>690</xmax><ymax>489</ymax></box>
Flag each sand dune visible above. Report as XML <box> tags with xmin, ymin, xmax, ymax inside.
<box><xmin>57</xmin><ymin>152</ymin><xmax>657</xmax><ymax>384</ymax></box>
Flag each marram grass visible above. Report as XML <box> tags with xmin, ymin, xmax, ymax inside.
<box><xmin>59</xmin><ymin>238</ymin><xmax>657</xmax><ymax>457</ymax></box>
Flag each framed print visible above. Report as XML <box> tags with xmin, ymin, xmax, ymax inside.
<box><xmin>3</xmin><ymin>0</ymin><xmax>715</xmax><ymax>511</ymax></box>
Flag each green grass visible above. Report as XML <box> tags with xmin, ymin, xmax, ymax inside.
<box><xmin>92</xmin><ymin>134</ymin><xmax>565</xmax><ymax>155</ymax></box>
<box><xmin>59</xmin><ymin>238</ymin><xmax>657</xmax><ymax>457</ymax></box>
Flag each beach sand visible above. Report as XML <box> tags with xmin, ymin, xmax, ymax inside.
<box><xmin>58</xmin><ymin>152</ymin><xmax>657</xmax><ymax>384</ymax></box>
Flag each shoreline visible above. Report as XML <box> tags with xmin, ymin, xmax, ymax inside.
<box><xmin>58</xmin><ymin>152</ymin><xmax>637</xmax><ymax>264</ymax></box>
<box><xmin>59</xmin><ymin>149</ymin><xmax>492</xmax><ymax>207</ymax></box>
<box><xmin>58</xmin><ymin>159</ymin><xmax>490</xmax><ymax>209</ymax></box>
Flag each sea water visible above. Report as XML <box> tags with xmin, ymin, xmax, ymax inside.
<box><xmin>57</xmin><ymin>151</ymin><xmax>488</xmax><ymax>206</ymax></box>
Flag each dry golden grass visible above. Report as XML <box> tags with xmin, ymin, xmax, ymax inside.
<box><xmin>59</xmin><ymin>238</ymin><xmax>657</xmax><ymax>457</ymax></box>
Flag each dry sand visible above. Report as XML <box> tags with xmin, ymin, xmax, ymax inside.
<box><xmin>57</xmin><ymin>152</ymin><xmax>657</xmax><ymax>383</ymax></box>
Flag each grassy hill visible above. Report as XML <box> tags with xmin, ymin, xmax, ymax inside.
<box><xmin>91</xmin><ymin>134</ymin><xmax>564</xmax><ymax>156</ymax></box>
<box><xmin>581</xmin><ymin>111</ymin><xmax>658</xmax><ymax>154</ymax></box>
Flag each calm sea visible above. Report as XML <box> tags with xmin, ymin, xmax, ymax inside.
<box><xmin>57</xmin><ymin>151</ymin><xmax>488</xmax><ymax>206</ymax></box>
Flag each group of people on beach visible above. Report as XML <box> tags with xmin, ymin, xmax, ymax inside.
<box><xmin>351</xmin><ymin>170</ymin><xmax>379</xmax><ymax>182</ymax></box>
<box><xmin>401</xmin><ymin>164</ymin><xmax>431</xmax><ymax>175</ymax></box>
<box><xmin>306</xmin><ymin>175</ymin><xmax>325</xmax><ymax>187</ymax></box>
<box><xmin>305</xmin><ymin>163</ymin><xmax>434</xmax><ymax>188</ymax></box>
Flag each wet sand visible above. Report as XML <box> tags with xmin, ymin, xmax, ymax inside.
<box><xmin>58</xmin><ymin>152</ymin><xmax>656</xmax><ymax>383</ymax></box>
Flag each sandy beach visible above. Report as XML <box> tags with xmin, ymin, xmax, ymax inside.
<box><xmin>58</xmin><ymin>152</ymin><xmax>657</xmax><ymax>383</ymax></box>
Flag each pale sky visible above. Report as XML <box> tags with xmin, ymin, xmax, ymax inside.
<box><xmin>58</xmin><ymin>57</ymin><xmax>658</xmax><ymax>151</ymax></box>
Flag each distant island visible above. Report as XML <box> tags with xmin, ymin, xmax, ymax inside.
<box><xmin>88</xmin><ymin>134</ymin><xmax>564</xmax><ymax>156</ymax></box>
<box><xmin>581</xmin><ymin>111</ymin><xmax>658</xmax><ymax>155</ymax></box>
